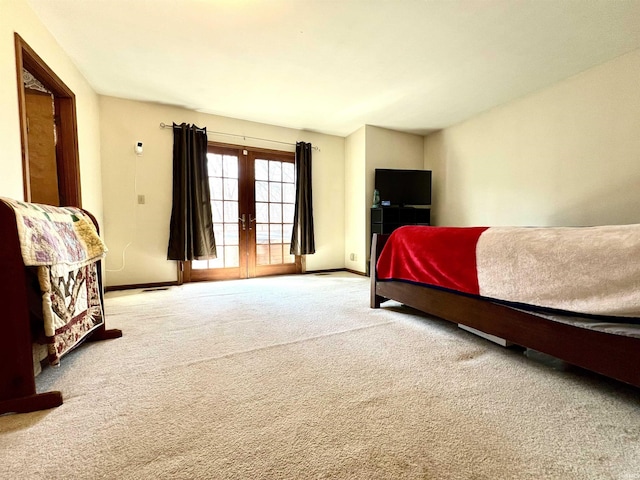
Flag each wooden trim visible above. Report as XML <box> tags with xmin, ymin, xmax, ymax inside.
<box><xmin>0</xmin><ymin>203</ymin><xmax>39</xmax><ymax>405</ymax></box>
<box><xmin>176</xmin><ymin>261</ymin><xmax>184</xmax><ymax>285</ymax></box>
<box><xmin>108</xmin><ymin>269</ymin><xmax>358</xmax><ymax>290</ymax></box>
<box><xmin>344</xmin><ymin>268</ymin><xmax>367</xmax><ymax>277</ymax></box>
<box><xmin>208</xmin><ymin>140</ymin><xmax>295</xmax><ymax>156</ymax></box>
<box><xmin>105</xmin><ymin>281</ymin><xmax>180</xmax><ymax>293</ymax></box>
<box><xmin>298</xmin><ymin>268</ymin><xmax>366</xmax><ymax>277</ymax></box>
<box><xmin>14</xmin><ymin>36</ymin><xmax>30</xmax><ymax>201</ymax></box>
<box><xmin>17</xmin><ymin>34</ymin><xmax>69</xmax><ymax>92</ymax></box>
<box><xmin>14</xmin><ymin>33</ymin><xmax>81</xmax><ymax>207</ymax></box>
<box><xmin>55</xmin><ymin>97</ymin><xmax>81</xmax><ymax>206</ymax></box>
<box><xmin>187</xmin><ymin>266</ymin><xmax>243</xmax><ymax>282</ymax></box>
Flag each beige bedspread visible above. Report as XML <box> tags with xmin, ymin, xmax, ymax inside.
<box><xmin>476</xmin><ymin>224</ymin><xmax>640</xmax><ymax>317</ymax></box>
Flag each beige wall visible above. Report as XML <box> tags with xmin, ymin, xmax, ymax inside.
<box><xmin>365</xmin><ymin>126</ymin><xmax>424</xmax><ymax>270</ymax></box>
<box><xmin>425</xmin><ymin>48</ymin><xmax>640</xmax><ymax>228</ymax></box>
<box><xmin>0</xmin><ymin>0</ymin><xmax>103</xmax><ymax>219</ymax></box>
<box><xmin>344</xmin><ymin>125</ymin><xmax>424</xmax><ymax>273</ymax></box>
<box><xmin>365</xmin><ymin>125</ymin><xmax>425</xmax><ymax>216</ymax></box>
<box><xmin>344</xmin><ymin>126</ymin><xmax>366</xmax><ymax>271</ymax></box>
<box><xmin>11</xmin><ymin>0</ymin><xmax>636</xmax><ymax>286</ymax></box>
<box><xmin>99</xmin><ymin>96</ymin><xmax>345</xmax><ymax>287</ymax></box>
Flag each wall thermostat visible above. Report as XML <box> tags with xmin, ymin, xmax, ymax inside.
<box><xmin>134</xmin><ymin>141</ymin><xmax>143</xmax><ymax>155</ymax></box>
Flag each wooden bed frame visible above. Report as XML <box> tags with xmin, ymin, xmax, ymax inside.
<box><xmin>370</xmin><ymin>233</ymin><xmax>640</xmax><ymax>389</ymax></box>
<box><xmin>0</xmin><ymin>202</ymin><xmax>122</xmax><ymax>415</ymax></box>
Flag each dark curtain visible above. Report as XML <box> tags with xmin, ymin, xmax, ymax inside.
<box><xmin>167</xmin><ymin>123</ymin><xmax>217</xmax><ymax>261</ymax></box>
<box><xmin>290</xmin><ymin>141</ymin><xmax>315</xmax><ymax>255</ymax></box>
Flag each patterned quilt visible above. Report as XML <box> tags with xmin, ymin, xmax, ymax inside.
<box><xmin>1</xmin><ymin>198</ymin><xmax>108</xmax><ymax>365</ymax></box>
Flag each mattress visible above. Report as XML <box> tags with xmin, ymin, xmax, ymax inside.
<box><xmin>376</xmin><ymin>224</ymin><xmax>640</xmax><ymax>319</ymax></box>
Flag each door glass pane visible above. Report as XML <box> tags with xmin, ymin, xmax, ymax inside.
<box><xmin>223</xmin><ymin>155</ymin><xmax>238</xmax><ymax>178</ymax></box>
<box><xmin>208</xmin><ymin>154</ymin><xmax>223</xmax><ymax>177</ymax></box>
<box><xmin>205</xmin><ymin>152</ymin><xmax>239</xmax><ymax>269</ymax></box>
<box><xmin>255</xmin><ymin>159</ymin><xmax>269</xmax><ymax>181</ymax></box>
<box><xmin>254</xmin><ymin>157</ymin><xmax>296</xmax><ymax>266</ymax></box>
<box><xmin>224</xmin><ymin>224</ymin><xmax>239</xmax><ymax>245</ymax></box>
<box><xmin>270</xmin><ymin>223</ymin><xmax>283</xmax><ymax>243</ymax></box>
<box><xmin>211</xmin><ymin>201</ymin><xmax>223</xmax><ymax>223</ymax></box>
<box><xmin>283</xmin><ymin>183</ymin><xmax>295</xmax><ymax>203</ymax></box>
<box><xmin>213</xmin><ymin>224</ymin><xmax>224</xmax><ymax>243</ymax></box>
<box><xmin>224</xmin><ymin>201</ymin><xmax>238</xmax><ymax>223</ymax></box>
<box><xmin>283</xmin><ymin>204</ymin><xmax>294</xmax><ymax>221</ymax></box>
<box><xmin>209</xmin><ymin>246</ymin><xmax>225</xmax><ymax>268</ymax></box>
<box><xmin>210</xmin><ymin>177</ymin><xmax>223</xmax><ymax>200</ymax></box>
<box><xmin>269</xmin><ymin>161</ymin><xmax>282</xmax><ymax>181</ymax></box>
<box><xmin>269</xmin><ymin>203</ymin><xmax>282</xmax><ymax>223</ymax></box>
<box><xmin>283</xmin><ymin>223</ymin><xmax>293</xmax><ymax>243</ymax></box>
<box><xmin>192</xmin><ymin>259</ymin><xmax>209</xmax><ymax>270</ymax></box>
<box><xmin>256</xmin><ymin>224</ymin><xmax>269</xmax><ymax>245</ymax></box>
<box><xmin>255</xmin><ymin>181</ymin><xmax>269</xmax><ymax>202</ymax></box>
<box><xmin>224</xmin><ymin>178</ymin><xmax>238</xmax><ymax>201</ymax></box>
<box><xmin>269</xmin><ymin>182</ymin><xmax>281</xmax><ymax>202</ymax></box>
<box><xmin>256</xmin><ymin>244</ymin><xmax>269</xmax><ymax>265</ymax></box>
<box><xmin>270</xmin><ymin>244</ymin><xmax>283</xmax><ymax>264</ymax></box>
<box><xmin>225</xmin><ymin>245</ymin><xmax>239</xmax><ymax>267</ymax></box>
<box><xmin>282</xmin><ymin>163</ymin><xmax>295</xmax><ymax>183</ymax></box>
<box><xmin>256</xmin><ymin>202</ymin><xmax>268</xmax><ymax>223</ymax></box>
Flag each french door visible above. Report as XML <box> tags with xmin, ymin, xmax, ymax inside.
<box><xmin>183</xmin><ymin>143</ymin><xmax>301</xmax><ymax>282</ymax></box>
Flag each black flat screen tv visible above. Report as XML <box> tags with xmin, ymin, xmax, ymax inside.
<box><xmin>375</xmin><ymin>169</ymin><xmax>432</xmax><ymax>207</ymax></box>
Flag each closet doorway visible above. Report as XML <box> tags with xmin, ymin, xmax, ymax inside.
<box><xmin>183</xmin><ymin>143</ymin><xmax>302</xmax><ymax>282</ymax></box>
<box><xmin>15</xmin><ymin>33</ymin><xmax>81</xmax><ymax>207</ymax></box>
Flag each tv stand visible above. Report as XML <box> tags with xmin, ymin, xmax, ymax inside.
<box><xmin>371</xmin><ymin>205</ymin><xmax>430</xmax><ymax>236</ymax></box>
<box><xmin>368</xmin><ymin>206</ymin><xmax>430</xmax><ymax>275</ymax></box>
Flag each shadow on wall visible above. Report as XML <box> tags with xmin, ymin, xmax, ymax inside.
<box><xmin>545</xmin><ymin>174</ymin><xmax>640</xmax><ymax>227</ymax></box>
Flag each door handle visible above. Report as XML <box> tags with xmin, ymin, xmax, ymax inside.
<box><xmin>239</xmin><ymin>214</ymin><xmax>246</xmax><ymax>231</ymax></box>
<box><xmin>248</xmin><ymin>214</ymin><xmax>256</xmax><ymax>230</ymax></box>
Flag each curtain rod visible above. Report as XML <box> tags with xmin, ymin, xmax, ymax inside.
<box><xmin>159</xmin><ymin>122</ymin><xmax>319</xmax><ymax>151</ymax></box>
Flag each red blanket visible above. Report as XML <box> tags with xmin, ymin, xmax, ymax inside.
<box><xmin>376</xmin><ymin>224</ymin><xmax>640</xmax><ymax>318</ymax></box>
<box><xmin>376</xmin><ymin>226</ymin><xmax>488</xmax><ymax>295</ymax></box>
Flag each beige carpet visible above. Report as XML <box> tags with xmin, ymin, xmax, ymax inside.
<box><xmin>1</xmin><ymin>272</ymin><xmax>639</xmax><ymax>479</ymax></box>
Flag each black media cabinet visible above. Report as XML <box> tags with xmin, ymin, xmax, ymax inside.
<box><xmin>367</xmin><ymin>206</ymin><xmax>431</xmax><ymax>275</ymax></box>
<box><xmin>370</xmin><ymin>206</ymin><xmax>430</xmax><ymax>236</ymax></box>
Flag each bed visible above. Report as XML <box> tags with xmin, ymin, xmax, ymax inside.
<box><xmin>0</xmin><ymin>198</ymin><xmax>122</xmax><ymax>415</ymax></box>
<box><xmin>370</xmin><ymin>225</ymin><xmax>640</xmax><ymax>389</ymax></box>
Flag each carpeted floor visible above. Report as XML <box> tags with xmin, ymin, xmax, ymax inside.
<box><xmin>1</xmin><ymin>272</ymin><xmax>639</xmax><ymax>479</ymax></box>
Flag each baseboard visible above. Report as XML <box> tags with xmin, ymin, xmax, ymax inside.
<box><xmin>344</xmin><ymin>268</ymin><xmax>367</xmax><ymax>276</ymax></box>
<box><xmin>305</xmin><ymin>268</ymin><xmax>367</xmax><ymax>276</ymax></box>
<box><xmin>105</xmin><ymin>281</ymin><xmax>179</xmax><ymax>292</ymax></box>
<box><xmin>106</xmin><ymin>269</ymin><xmax>366</xmax><ymax>291</ymax></box>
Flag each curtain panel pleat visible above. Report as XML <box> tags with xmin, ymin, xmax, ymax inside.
<box><xmin>167</xmin><ymin>123</ymin><xmax>217</xmax><ymax>261</ymax></box>
<box><xmin>290</xmin><ymin>141</ymin><xmax>315</xmax><ymax>255</ymax></box>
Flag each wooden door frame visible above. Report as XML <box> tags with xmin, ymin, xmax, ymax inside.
<box><xmin>14</xmin><ymin>33</ymin><xmax>82</xmax><ymax>207</ymax></box>
<box><xmin>245</xmin><ymin>149</ymin><xmax>302</xmax><ymax>278</ymax></box>
<box><xmin>182</xmin><ymin>141</ymin><xmax>302</xmax><ymax>282</ymax></box>
<box><xmin>184</xmin><ymin>144</ymin><xmax>250</xmax><ymax>282</ymax></box>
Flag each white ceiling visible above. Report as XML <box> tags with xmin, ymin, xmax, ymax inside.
<box><xmin>27</xmin><ymin>0</ymin><xmax>640</xmax><ymax>137</ymax></box>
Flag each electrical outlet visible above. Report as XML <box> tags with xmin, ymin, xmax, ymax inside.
<box><xmin>350</xmin><ymin>253</ymin><xmax>357</xmax><ymax>261</ymax></box>
<box><xmin>137</xmin><ymin>194</ymin><xmax>145</xmax><ymax>205</ymax></box>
